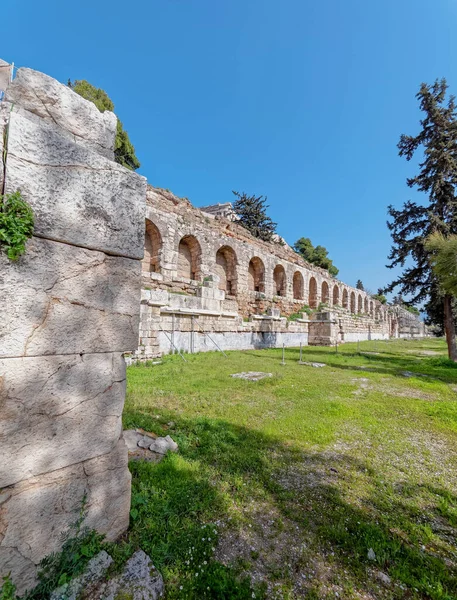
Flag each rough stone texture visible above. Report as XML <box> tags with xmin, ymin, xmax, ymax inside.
<box><xmin>0</xmin><ymin>237</ymin><xmax>141</xmax><ymax>358</ymax></box>
<box><xmin>0</xmin><ymin>353</ymin><xmax>125</xmax><ymax>488</ymax></box>
<box><xmin>0</xmin><ymin>63</ymin><xmax>144</xmax><ymax>592</ymax></box>
<box><xmin>5</xmin><ymin>67</ymin><xmax>117</xmax><ymax>159</ymax></box>
<box><xmin>51</xmin><ymin>551</ymin><xmax>113</xmax><ymax>600</ymax></box>
<box><xmin>4</xmin><ymin>109</ymin><xmax>146</xmax><ymax>259</ymax></box>
<box><xmin>148</xmin><ymin>435</ymin><xmax>178</xmax><ymax>454</ymax></box>
<box><xmin>52</xmin><ymin>550</ymin><xmax>164</xmax><ymax>600</ymax></box>
<box><xmin>0</xmin><ymin>440</ymin><xmax>131</xmax><ymax>596</ymax></box>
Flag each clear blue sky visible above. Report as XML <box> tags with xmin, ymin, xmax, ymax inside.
<box><xmin>2</xmin><ymin>0</ymin><xmax>456</xmax><ymax>294</ymax></box>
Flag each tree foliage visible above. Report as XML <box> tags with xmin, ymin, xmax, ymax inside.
<box><xmin>425</xmin><ymin>232</ymin><xmax>457</xmax><ymax>297</ymax></box>
<box><xmin>293</xmin><ymin>237</ymin><xmax>339</xmax><ymax>277</ymax></box>
<box><xmin>356</xmin><ymin>279</ymin><xmax>364</xmax><ymax>290</ymax></box>
<box><xmin>232</xmin><ymin>191</ymin><xmax>277</xmax><ymax>242</ymax></box>
<box><xmin>385</xmin><ymin>78</ymin><xmax>457</xmax><ymax>358</ymax></box>
<box><xmin>0</xmin><ymin>191</ymin><xmax>34</xmax><ymax>260</ymax></box>
<box><xmin>68</xmin><ymin>80</ymin><xmax>140</xmax><ymax>171</ymax></box>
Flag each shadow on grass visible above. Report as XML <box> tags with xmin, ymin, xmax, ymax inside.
<box><xmin>122</xmin><ymin>405</ymin><xmax>457</xmax><ymax>599</ymax></box>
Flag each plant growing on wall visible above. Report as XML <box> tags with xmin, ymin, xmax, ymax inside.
<box><xmin>0</xmin><ymin>191</ymin><xmax>34</xmax><ymax>260</ymax></box>
<box><xmin>68</xmin><ymin>80</ymin><xmax>140</xmax><ymax>171</ymax></box>
<box><xmin>232</xmin><ymin>191</ymin><xmax>277</xmax><ymax>242</ymax></box>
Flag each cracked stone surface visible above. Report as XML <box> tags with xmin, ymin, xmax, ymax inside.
<box><xmin>0</xmin><ymin>352</ymin><xmax>126</xmax><ymax>488</ymax></box>
<box><xmin>0</xmin><ymin>63</ymin><xmax>143</xmax><ymax>594</ymax></box>
<box><xmin>0</xmin><ymin>237</ymin><xmax>141</xmax><ymax>358</ymax></box>
<box><xmin>5</xmin><ymin>67</ymin><xmax>117</xmax><ymax>160</ymax></box>
<box><xmin>0</xmin><ymin>439</ymin><xmax>131</xmax><ymax>596</ymax></box>
<box><xmin>231</xmin><ymin>371</ymin><xmax>273</xmax><ymax>381</ymax></box>
<box><xmin>3</xmin><ymin>106</ymin><xmax>146</xmax><ymax>259</ymax></box>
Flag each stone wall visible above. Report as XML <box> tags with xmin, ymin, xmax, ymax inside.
<box><xmin>135</xmin><ymin>187</ymin><xmax>423</xmax><ymax>359</ymax></box>
<box><xmin>0</xmin><ymin>65</ymin><xmax>146</xmax><ymax>593</ymax></box>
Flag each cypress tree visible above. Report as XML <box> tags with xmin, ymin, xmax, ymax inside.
<box><xmin>386</xmin><ymin>78</ymin><xmax>457</xmax><ymax>360</ymax></box>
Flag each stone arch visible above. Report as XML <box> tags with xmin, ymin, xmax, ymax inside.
<box><xmin>321</xmin><ymin>281</ymin><xmax>330</xmax><ymax>305</ymax></box>
<box><xmin>358</xmin><ymin>294</ymin><xmax>363</xmax><ymax>313</ymax></box>
<box><xmin>350</xmin><ymin>291</ymin><xmax>356</xmax><ymax>314</ymax></box>
<box><xmin>309</xmin><ymin>276</ymin><xmax>318</xmax><ymax>308</ymax></box>
<box><xmin>342</xmin><ymin>288</ymin><xmax>349</xmax><ymax>309</ymax></box>
<box><xmin>364</xmin><ymin>297</ymin><xmax>369</xmax><ymax>313</ymax></box>
<box><xmin>143</xmin><ymin>219</ymin><xmax>162</xmax><ymax>273</ymax></box>
<box><xmin>293</xmin><ymin>271</ymin><xmax>304</xmax><ymax>300</ymax></box>
<box><xmin>273</xmin><ymin>265</ymin><xmax>287</xmax><ymax>296</ymax></box>
<box><xmin>332</xmin><ymin>284</ymin><xmax>340</xmax><ymax>306</ymax></box>
<box><xmin>370</xmin><ymin>301</ymin><xmax>374</xmax><ymax>316</ymax></box>
<box><xmin>215</xmin><ymin>245</ymin><xmax>238</xmax><ymax>295</ymax></box>
<box><xmin>177</xmin><ymin>235</ymin><xmax>201</xmax><ymax>280</ymax></box>
<box><xmin>248</xmin><ymin>257</ymin><xmax>265</xmax><ymax>293</ymax></box>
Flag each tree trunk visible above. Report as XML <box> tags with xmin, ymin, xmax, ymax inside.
<box><xmin>444</xmin><ymin>294</ymin><xmax>457</xmax><ymax>361</ymax></box>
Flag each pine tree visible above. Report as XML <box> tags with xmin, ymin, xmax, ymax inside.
<box><xmin>68</xmin><ymin>80</ymin><xmax>140</xmax><ymax>171</ymax></box>
<box><xmin>425</xmin><ymin>232</ymin><xmax>457</xmax><ymax>297</ymax></box>
<box><xmin>293</xmin><ymin>237</ymin><xmax>339</xmax><ymax>277</ymax></box>
<box><xmin>232</xmin><ymin>191</ymin><xmax>277</xmax><ymax>242</ymax></box>
<box><xmin>356</xmin><ymin>280</ymin><xmax>364</xmax><ymax>290</ymax></box>
<box><xmin>386</xmin><ymin>78</ymin><xmax>457</xmax><ymax>360</ymax></box>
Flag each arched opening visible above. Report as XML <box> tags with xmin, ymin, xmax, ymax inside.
<box><xmin>333</xmin><ymin>285</ymin><xmax>340</xmax><ymax>306</ymax></box>
<box><xmin>215</xmin><ymin>245</ymin><xmax>238</xmax><ymax>295</ymax></box>
<box><xmin>370</xmin><ymin>301</ymin><xmax>374</xmax><ymax>317</ymax></box>
<box><xmin>177</xmin><ymin>235</ymin><xmax>201</xmax><ymax>281</ymax></box>
<box><xmin>321</xmin><ymin>281</ymin><xmax>330</xmax><ymax>305</ymax></box>
<box><xmin>309</xmin><ymin>277</ymin><xmax>318</xmax><ymax>308</ymax></box>
<box><xmin>358</xmin><ymin>295</ymin><xmax>363</xmax><ymax>313</ymax></box>
<box><xmin>364</xmin><ymin>297</ymin><xmax>369</xmax><ymax>313</ymax></box>
<box><xmin>293</xmin><ymin>271</ymin><xmax>304</xmax><ymax>300</ymax></box>
<box><xmin>350</xmin><ymin>291</ymin><xmax>356</xmax><ymax>314</ymax></box>
<box><xmin>273</xmin><ymin>265</ymin><xmax>287</xmax><ymax>296</ymax></box>
<box><xmin>342</xmin><ymin>289</ymin><xmax>349</xmax><ymax>309</ymax></box>
<box><xmin>248</xmin><ymin>257</ymin><xmax>265</xmax><ymax>293</ymax></box>
<box><xmin>143</xmin><ymin>219</ymin><xmax>162</xmax><ymax>273</ymax></box>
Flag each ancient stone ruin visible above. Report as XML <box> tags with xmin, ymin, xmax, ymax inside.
<box><xmin>0</xmin><ymin>61</ymin><xmax>425</xmax><ymax>593</ymax></box>
<box><xmin>0</xmin><ymin>65</ymin><xmax>146</xmax><ymax>592</ymax></box>
<box><xmin>135</xmin><ymin>188</ymin><xmax>425</xmax><ymax>360</ymax></box>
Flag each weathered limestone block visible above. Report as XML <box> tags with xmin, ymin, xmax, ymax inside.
<box><xmin>4</xmin><ymin>67</ymin><xmax>117</xmax><ymax>159</ymax></box>
<box><xmin>4</xmin><ymin>109</ymin><xmax>146</xmax><ymax>258</ymax></box>
<box><xmin>0</xmin><ymin>237</ymin><xmax>140</xmax><ymax>357</ymax></box>
<box><xmin>0</xmin><ymin>352</ymin><xmax>126</xmax><ymax>488</ymax></box>
<box><xmin>0</xmin><ymin>439</ymin><xmax>131</xmax><ymax>596</ymax></box>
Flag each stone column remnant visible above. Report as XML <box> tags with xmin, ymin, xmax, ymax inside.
<box><xmin>0</xmin><ymin>64</ymin><xmax>146</xmax><ymax>594</ymax></box>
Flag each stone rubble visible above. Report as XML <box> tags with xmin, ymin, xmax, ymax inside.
<box><xmin>123</xmin><ymin>430</ymin><xmax>179</xmax><ymax>457</ymax></box>
<box><xmin>51</xmin><ymin>550</ymin><xmax>164</xmax><ymax>600</ymax></box>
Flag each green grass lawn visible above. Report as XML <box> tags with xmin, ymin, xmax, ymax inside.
<box><xmin>122</xmin><ymin>338</ymin><xmax>457</xmax><ymax>599</ymax></box>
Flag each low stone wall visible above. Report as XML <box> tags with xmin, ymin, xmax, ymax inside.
<box><xmin>0</xmin><ymin>65</ymin><xmax>146</xmax><ymax>593</ymax></box>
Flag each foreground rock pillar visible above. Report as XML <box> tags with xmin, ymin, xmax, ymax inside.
<box><xmin>0</xmin><ymin>65</ymin><xmax>146</xmax><ymax>593</ymax></box>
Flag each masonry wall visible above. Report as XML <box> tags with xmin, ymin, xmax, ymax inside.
<box><xmin>135</xmin><ymin>188</ymin><xmax>416</xmax><ymax>359</ymax></box>
<box><xmin>0</xmin><ymin>66</ymin><xmax>146</xmax><ymax>593</ymax></box>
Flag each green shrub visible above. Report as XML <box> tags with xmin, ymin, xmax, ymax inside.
<box><xmin>0</xmin><ymin>191</ymin><xmax>34</xmax><ymax>260</ymax></box>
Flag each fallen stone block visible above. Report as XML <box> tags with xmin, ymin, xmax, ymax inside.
<box><xmin>231</xmin><ymin>371</ymin><xmax>273</xmax><ymax>381</ymax></box>
<box><xmin>51</xmin><ymin>550</ymin><xmax>164</xmax><ymax>600</ymax></box>
<box><xmin>149</xmin><ymin>435</ymin><xmax>179</xmax><ymax>455</ymax></box>
<box><xmin>298</xmin><ymin>361</ymin><xmax>326</xmax><ymax>368</ymax></box>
